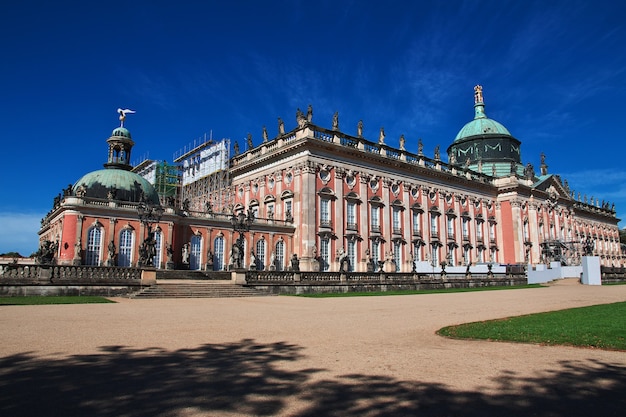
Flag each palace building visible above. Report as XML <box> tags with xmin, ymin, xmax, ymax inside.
<box><xmin>38</xmin><ymin>87</ymin><xmax>623</xmax><ymax>271</ymax></box>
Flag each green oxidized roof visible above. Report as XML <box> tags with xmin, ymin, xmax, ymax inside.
<box><xmin>453</xmin><ymin>100</ymin><xmax>511</xmax><ymax>142</ymax></box>
<box><xmin>111</xmin><ymin>126</ymin><xmax>132</xmax><ymax>139</ymax></box>
<box><xmin>73</xmin><ymin>168</ymin><xmax>160</xmax><ymax>204</ymax></box>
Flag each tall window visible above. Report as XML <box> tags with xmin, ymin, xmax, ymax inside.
<box><xmin>413</xmin><ymin>242</ymin><xmax>422</xmax><ymax>263</ymax></box>
<box><xmin>476</xmin><ymin>221</ymin><xmax>483</xmax><ymax>240</ymax></box>
<box><xmin>256</xmin><ymin>239</ymin><xmax>266</xmax><ymax>271</ymax></box>
<box><xmin>214</xmin><ymin>236</ymin><xmax>225</xmax><ymax>270</ymax></box>
<box><xmin>347</xmin><ymin>202</ymin><xmax>357</xmax><ymax>230</ymax></box>
<box><xmin>284</xmin><ymin>200</ymin><xmax>293</xmax><ymax>220</ymax></box>
<box><xmin>412</xmin><ymin>211</ymin><xmax>421</xmax><ymax>235</ymax></box>
<box><xmin>477</xmin><ymin>247</ymin><xmax>485</xmax><ymax>263</ymax></box>
<box><xmin>320</xmin><ymin>199</ymin><xmax>331</xmax><ymax>227</ymax></box>
<box><xmin>447</xmin><ymin>217</ymin><xmax>454</xmax><ymax>239</ymax></box>
<box><xmin>524</xmin><ymin>221</ymin><xmax>529</xmax><ymax>241</ymax></box>
<box><xmin>275</xmin><ymin>240</ymin><xmax>285</xmax><ymax>271</ymax></box>
<box><xmin>430</xmin><ymin>215</ymin><xmax>438</xmax><ymax>235</ymax></box>
<box><xmin>190</xmin><ymin>235</ymin><xmax>202</xmax><ymax>270</ymax></box>
<box><xmin>154</xmin><ymin>230</ymin><xmax>162</xmax><ymax>269</ymax></box>
<box><xmin>320</xmin><ymin>238</ymin><xmax>330</xmax><ymax>271</ymax></box>
<box><xmin>489</xmin><ymin>223</ymin><xmax>496</xmax><ymax>241</ymax></box>
<box><xmin>490</xmin><ymin>248</ymin><xmax>497</xmax><ymax>263</ymax></box>
<box><xmin>86</xmin><ymin>226</ymin><xmax>103</xmax><ymax>266</ymax></box>
<box><xmin>347</xmin><ymin>240</ymin><xmax>356</xmax><ymax>272</ymax></box>
<box><xmin>463</xmin><ymin>246</ymin><xmax>470</xmax><ymax>265</ymax></box>
<box><xmin>462</xmin><ymin>218</ymin><xmax>469</xmax><ymax>239</ymax></box>
<box><xmin>371</xmin><ymin>240</ymin><xmax>380</xmax><ymax>266</ymax></box>
<box><xmin>118</xmin><ymin>229</ymin><xmax>133</xmax><ymax>267</ymax></box>
<box><xmin>371</xmin><ymin>206</ymin><xmax>380</xmax><ymax>232</ymax></box>
<box><xmin>393</xmin><ymin>241</ymin><xmax>401</xmax><ymax>272</ymax></box>
<box><xmin>431</xmin><ymin>245</ymin><xmax>439</xmax><ymax>265</ymax></box>
<box><xmin>392</xmin><ymin>207</ymin><xmax>401</xmax><ymax>234</ymax></box>
<box><xmin>447</xmin><ymin>246</ymin><xmax>456</xmax><ymax>266</ymax></box>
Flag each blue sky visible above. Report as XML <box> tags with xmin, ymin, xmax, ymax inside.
<box><xmin>1</xmin><ymin>0</ymin><xmax>625</xmax><ymax>255</ymax></box>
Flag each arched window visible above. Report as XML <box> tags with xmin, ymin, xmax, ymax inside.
<box><xmin>86</xmin><ymin>226</ymin><xmax>103</xmax><ymax>266</ymax></box>
<box><xmin>214</xmin><ymin>236</ymin><xmax>225</xmax><ymax>271</ymax></box>
<box><xmin>118</xmin><ymin>229</ymin><xmax>134</xmax><ymax>267</ymax></box>
<box><xmin>256</xmin><ymin>239</ymin><xmax>266</xmax><ymax>270</ymax></box>
<box><xmin>190</xmin><ymin>235</ymin><xmax>202</xmax><ymax>270</ymax></box>
<box><xmin>275</xmin><ymin>240</ymin><xmax>285</xmax><ymax>271</ymax></box>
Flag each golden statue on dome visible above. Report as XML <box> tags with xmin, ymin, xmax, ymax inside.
<box><xmin>474</xmin><ymin>85</ymin><xmax>483</xmax><ymax>104</ymax></box>
<box><xmin>117</xmin><ymin>108</ymin><xmax>136</xmax><ymax>127</ymax></box>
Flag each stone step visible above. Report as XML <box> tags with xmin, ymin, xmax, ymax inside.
<box><xmin>132</xmin><ymin>282</ymin><xmax>274</xmax><ymax>299</ymax></box>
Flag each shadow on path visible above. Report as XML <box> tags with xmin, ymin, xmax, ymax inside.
<box><xmin>0</xmin><ymin>340</ymin><xmax>624</xmax><ymax>416</ymax></box>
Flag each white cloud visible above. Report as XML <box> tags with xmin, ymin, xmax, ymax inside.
<box><xmin>0</xmin><ymin>212</ymin><xmax>42</xmax><ymax>256</ymax></box>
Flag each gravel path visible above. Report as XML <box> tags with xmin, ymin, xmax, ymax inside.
<box><xmin>1</xmin><ymin>283</ymin><xmax>625</xmax><ymax>416</ymax></box>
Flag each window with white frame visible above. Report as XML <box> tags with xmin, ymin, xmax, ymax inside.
<box><xmin>490</xmin><ymin>248</ymin><xmax>497</xmax><ymax>263</ymax></box>
<box><xmin>347</xmin><ymin>239</ymin><xmax>356</xmax><ymax>272</ymax></box>
<box><xmin>214</xmin><ymin>236</ymin><xmax>225</xmax><ymax>270</ymax></box>
<box><xmin>371</xmin><ymin>206</ymin><xmax>380</xmax><ymax>232</ymax></box>
<box><xmin>371</xmin><ymin>240</ymin><xmax>380</xmax><ymax>266</ymax></box>
<box><xmin>393</xmin><ymin>241</ymin><xmax>401</xmax><ymax>271</ymax></box>
<box><xmin>284</xmin><ymin>200</ymin><xmax>293</xmax><ymax>220</ymax></box>
<box><xmin>447</xmin><ymin>246</ymin><xmax>456</xmax><ymax>266</ymax></box>
<box><xmin>154</xmin><ymin>230</ymin><xmax>162</xmax><ymax>269</ymax></box>
<box><xmin>431</xmin><ymin>245</ymin><xmax>439</xmax><ymax>265</ymax></box>
<box><xmin>190</xmin><ymin>235</ymin><xmax>202</xmax><ymax>270</ymax></box>
<box><xmin>430</xmin><ymin>214</ymin><xmax>438</xmax><ymax>235</ymax></box>
<box><xmin>256</xmin><ymin>239</ymin><xmax>266</xmax><ymax>270</ymax></box>
<box><xmin>477</xmin><ymin>247</ymin><xmax>484</xmax><ymax>263</ymax></box>
<box><xmin>86</xmin><ymin>226</ymin><xmax>103</xmax><ymax>266</ymax></box>
<box><xmin>489</xmin><ymin>222</ymin><xmax>496</xmax><ymax>241</ymax></box>
<box><xmin>524</xmin><ymin>220</ymin><xmax>529</xmax><ymax>241</ymax></box>
<box><xmin>447</xmin><ymin>217</ymin><xmax>454</xmax><ymax>239</ymax></box>
<box><xmin>275</xmin><ymin>240</ymin><xmax>285</xmax><ymax>271</ymax></box>
<box><xmin>412</xmin><ymin>211</ymin><xmax>421</xmax><ymax>235</ymax></box>
<box><xmin>413</xmin><ymin>242</ymin><xmax>422</xmax><ymax>262</ymax></box>
<box><xmin>347</xmin><ymin>201</ymin><xmax>357</xmax><ymax>230</ymax></box>
<box><xmin>320</xmin><ymin>198</ymin><xmax>331</xmax><ymax>227</ymax></box>
<box><xmin>118</xmin><ymin>228</ymin><xmax>133</xmax><ymax>267</ymax></box>
<box><xmin>320</xmin><ymin>237</ymin><xmax>330</xmax><ymax>271</ymax></box>
<box><xmin>392</xmin><ymin>207</ymin><xmax>401</xmax><ymax>234</ymax></box>
<box><xmin>476</xmin><ymin>220</ymin><xmax>483</xmax><ymax>240</ymax></box>
<box><xmin>462</xmin><ymin>217</ymin><xmax>469</xmax><ymax>239</ymax></box>
<box><xmin>463</xmin><ymin>246</ymin><xmax>470</xmax><ymax>265</ymax></box>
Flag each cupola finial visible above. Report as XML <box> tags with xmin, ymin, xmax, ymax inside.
<box><xmin>117</xmin><ymin>108</ymin><xmax>136</xmax><ymax>127</ymax></box>
<box><xmin>474</xmin><ymin>85</ymin><xmax>483</xmax><ymax>104</ymax></box>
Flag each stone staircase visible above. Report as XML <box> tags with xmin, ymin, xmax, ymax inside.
<box><xmin>132</xmin><ymin>280</ymin><xmax>276</xmax><ymax>299</ymax></box>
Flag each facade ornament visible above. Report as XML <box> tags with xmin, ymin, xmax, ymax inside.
<box><xmin>399</xmin><ymin>134</ymin><xmax>405</xmax><ymax>151</ymax></box>
<box><xmin>378</xmin><ymin>127</ymin><xmax>385</xmax><ymax>144</ymax></box>
<box><xmin>307</xmin><ymin>104</ymin><xmax>313</xmax><ymax>123</ymax></box>
<box><xmin>418</xmin><ymin>138</ymin><xmax>424</xmax><ymax>155</ymax></box>
<box><xmin>357</xmin><ymin>120</ymin><xmax>363</xmax><ymax>137</ymax></box>
<box><xmin>278</xmin><ymin>117</ymin><xmax>285</xmax><ymax>135</ymax></box>
<box><xmin>246</xmin><ymin>133</ymin><xmax>253</xmax><ymax>150</ymax></box>
<box><xmin>262</xmin><ymin>126</ymin><xmax>268</xmax><ymax>142</ymax></box>
<box><xmin>434</xmin><ymin>145</ymin><xmax>440</xmax><ymax>161</ymax></box>
<box><xmin>540</xmin><ymin>152</ymin><xmax>548</xmax><ymax>175</ymax></box>
<box><xmin>332</xmin><ymin>111</ymin><xmax>339</xmax><ymax>131</ymax></box>
<box><xmin>233</xmin><ymin>140</ymin><xmax>240</xmax><ymax>155</ymax></box>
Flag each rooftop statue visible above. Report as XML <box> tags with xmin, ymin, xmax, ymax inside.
<box><xmin>117</xmin><ymin>108</ymin><xmax>135</xmax><ymax>127</ymax></box>
<box><xmin>474</xmin><ymin>85</ymin><xmax>483</xmax><ymax>104</ymax></box>
<box><xmin>357</xmin><ymin>120</ymin><xmax>363</xmax><ymax>137</ymax></box>
<box><xmin>378</xmin><ymin>127</ymin><xmax>385</xmax><ymax>144</ymax></box>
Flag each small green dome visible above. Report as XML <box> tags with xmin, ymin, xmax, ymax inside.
<box><xmin>112</xmin><ymin>127</ymin><xmax>132</xmax><ymax>139</ymax></box>
<box><xmin>73</xmin><ymin>168</ymin><xmax>159</xmax><ymax>204</ymax></box>
<box><xmin>454</xmin><ymin>117</ymin><xmax>511</xmax><ymax>141</ymax></box>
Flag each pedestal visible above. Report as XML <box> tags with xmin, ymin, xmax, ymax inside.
<box><xmin>581</xmin><ymin>256</ymin><xmax>601</xmax><ymax>285</ymax></box>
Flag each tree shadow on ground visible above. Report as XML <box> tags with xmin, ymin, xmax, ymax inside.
<box><xmin>0</xmin><ymin>340</ymin><xmax>624</xmax><ymax>416</ymax></box>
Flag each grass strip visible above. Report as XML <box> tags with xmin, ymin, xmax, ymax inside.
<box><xmin>438</xmin><ymin>301</ymin><xmax>626</xmax><ymax>350</ymax></box>
<box><xmin>295</xmin><ymin>284</ymin><xmax>543</xmax><ymax>298</ymax></box>
<box><xmin>0</xmin><ymin>296</ymin><xmax>116</xmax><ymax>305</ymax></box>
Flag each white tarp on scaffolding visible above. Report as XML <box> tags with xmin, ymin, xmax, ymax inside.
<box><xmin>181</xmin><ymin>140</ymin><xmax>228</xmax><ymax>186</ymax></box>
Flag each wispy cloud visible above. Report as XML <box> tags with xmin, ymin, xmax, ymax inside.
<box><xmin>0</xmin><ymin>212</ymin><xmax>42</xmax><ymax>256</ymax></box>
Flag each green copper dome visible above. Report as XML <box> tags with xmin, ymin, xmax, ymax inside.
<box><xmin>111</xmin><ymin>126</ymin><xmax>132</xmax><ymax>139</ymax></box>
<box><xmin>454</xmin><ymin>117</ymin><xmax>511</xmax><ymax>141</ymax></box>
<box><xmin>73</xmin><ymin>168</ymin><xmax>160</xmax><ymax>204</ymax></box>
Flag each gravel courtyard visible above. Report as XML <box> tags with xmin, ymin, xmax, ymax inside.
<box><xmin>1</xmin><ymin>283</ymin><xmax>625</xmax><ymax>416</ymax></box>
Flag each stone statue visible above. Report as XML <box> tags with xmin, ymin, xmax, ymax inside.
<box><xmin>205</xmin><ymin>201</ymin><xmax>213</xmax><ymax>214</ymax></box>
<box><xmin>290</xmin><ymin>253</ymin><xmax>300</xmax><ymax>272</ymax></box>
<box><xmin>399</xmin><ymin>134</ymin><xmax>405</xmax><ymax>151</ymax></box>
<box><xmin>74</xmin><ymin>240</ymin><xmax>82</xmax><ymax>259</ymax></box>
<box><xmin>166</xmin><ymin>243</ymin><xmax>173</xmax><ymax>262</ymax></box>
<box><xmin>418</xmin><ymin>138</ymin><xmax>424</xmax><ymax>155</ymax></box>
<box><xmin>234</xmin><ymin>140</ymin><xmax>240</xmax><ymax>155</ymax></box>
<box><xmin>269</xmin><ymin>251</ymin><xmax>276</xmax><ymax>271</ymax></box>
<box><xmin>332</xmin><ymin>111</ymin><xmax>339</xmax><ymax>131</ymax></box>
<box><xmin>117</xmin><ymin>108</ymin><xmax>135</xmax><ymax>127</ymax></box>
<box><xmin>262</xmin><ymin>126</ymin><xmax>268</xmax><ymax>142</ymax></box>
<box><xmin>337</xmin><ymin>248</ymin><xmax>349</xmax><ymax>272</ymax></box>
<box><xmin>449</xmin><ymin>152</ymin><xmax>456</xmax><ymax>165</ymax></box>
<box><xmin>357</xmin><ymin>120</ymin><xmax>363</xmax><ymax>137</ymax></box>
<box><xmin>307</xmin><ymin>104</ymin><xmax>313</xmax><ymax>123</ymax></box>
<box><xmin>378</xmin><ymin>127</ymin><xmax>385</xmax><ymax>144</ymax></box>
<box><xmin>250</xmin><ymin>251</ymin><xmax>257</xmax><ymax>270</ymax></box>
<box><xmin>182</xmin><ymin>243</ymin><xmax>190</xmax><ymax>264</ymax></box>
<box><xmin>278</xmin><ymin>117</ymin><xmax>285</xmax><ymax>135</ymax></box>
<box><xmin>474</xmin><ymin>85</ymin><xmax>483</xmax><ymax>104</ymax></box>
<box><xmin>108</xmin><ymin>240</ymin><xmax>116</xmax><ymax>260</ymax></box>
<box><xmin>434</xmin><ymin>145</ymin><xmax>440</xmax><ymax>160</ymax></box>
<box><xmin>246</xmin><ymin>133</ymin><xmax>253</xmax><ymax>150</ymax></box>
<box><xmin>296</xmin><ymin>108</ymin><xmax>307</xmax><ymax>127</ymax></box>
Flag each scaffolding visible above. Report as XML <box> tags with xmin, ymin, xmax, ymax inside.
<box><xmin>173</xmin><ymin>137</ymin><xmax>232</xmax><ymax>213</ymax></box>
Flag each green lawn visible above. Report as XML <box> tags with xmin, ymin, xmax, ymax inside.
<box><xmin>0</xmin><ymin>296</ymin><xmax>116</xmax><ymax>305</ymax></box>
<box><xmin>295</xmin><ymin>284</ymin><xmax>543</xmax><ymax>297</ymax></box>
<box><xmin>438</xmin><ymin>301</ymin><xmax>626</xmax><ymax>350</ymax></box>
